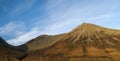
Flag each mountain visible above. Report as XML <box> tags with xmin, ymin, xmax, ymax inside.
<box><xmin>26</xmin><ymin>34</ymin><xmax>66</xmax><ymax>51</ymax></box>
<box><xmin>0</xmin><ymin>37</ymin><xmax>28</xmax><ymax>61</ymax></box>
<box><xmin>1</xmin><ymin>23</ymin><xmax>120</xmax><ymax>61</ymax></box>
<box><xmin>23</xmin><ymin>23</ymin><xmax>120</xmax><ymax>61</ymax></box>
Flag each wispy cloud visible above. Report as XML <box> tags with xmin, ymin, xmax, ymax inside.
<box><xmin>7</xmin><ymin>28</ymin><xmax>41</xmax><ymax>45</ymax></box>
<box><xmin>45</xmin><ymin>0</ymin><xmax>68</xmax><ymax>10</ymax></box>
<box><xmin>45</xmin><ymin>0</ymin><xmax>120</xmax><ymax>26</ymax></box>
<box><xmin>6</xmin><ymin>19</ymin><xmax>81</xmax><ymax>46</ymax></box>
<box><xmin>0</xmin><ymin>21</ymin><xmax>26</xmax><ymax>39</ymax></box>
<box><xmin>5</xmin><ymin>0</ymin><xmax>120</xmax><ymax>46</ymax></box>
<box><xmin>6</xmin><ymin>12</ymin><xmax>120</xmax><ymax>46</ymax></box>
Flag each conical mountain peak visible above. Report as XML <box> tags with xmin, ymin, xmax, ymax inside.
<box><xmin>76</xmin><ymin>23</ymin><xmax>101</xmax><ymax>30</ymax></box>
<box><xmin>70</xmin><ymin>23</ymin><xmax>102</xmax><ymax>35</ymax></box>
<box><xmin>62</xmin><ymin>23</ymin><xmax>120</xmax><ymax>51</ymax></box>
<box><xmin>81</xmin><ymin>23</ymin><xmax>95</xmax><ymax>26</ymax></box>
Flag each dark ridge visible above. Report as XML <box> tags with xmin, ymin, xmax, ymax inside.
<box><xmin>0</xmin><ymin>36</ymin><xmax>28</xmax><ymax>61</ymax></box>
<box><xmin>17</xmin><ymin>53</ymin><xmax>28</xmax><ymax>61</ymax></box>
<box><xmin>0</xmin><ymin>36</ymin><xmax>28</xmax><ymax>52</ymax></box>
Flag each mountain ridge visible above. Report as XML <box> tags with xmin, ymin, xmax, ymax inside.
<box><xmin>24</xmin><ymin>23</ymin><xmax>120</xmax><ymax>61</ymax></box>
<box><xmin>1</xmin><ymin>23</ymin><xmax>120</xmax><ymax>61</ymax></box>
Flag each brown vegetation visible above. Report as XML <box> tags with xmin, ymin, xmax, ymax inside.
<box><xmin>1</xmin><ymin>23</ymin><xmax>120</xmax><ymax>61</ymax></box>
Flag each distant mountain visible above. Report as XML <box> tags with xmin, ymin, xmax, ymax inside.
<box><xmin>1</xmin><ymin>23</ymin><xmax>120</xmax><ymax>61</ymax></box>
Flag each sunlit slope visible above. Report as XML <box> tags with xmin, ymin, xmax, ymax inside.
<box><xmin>24</xmin><ymin>23</ymin><xmax>120</xmax><ymax>61</ymax></box>
<box><xmin>26</xmin><ymin>34</ymin><xmax>66</xmax><ymax>51</ymax></box>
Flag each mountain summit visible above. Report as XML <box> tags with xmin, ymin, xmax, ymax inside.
<box><xmin>66</xmin><ymin>23</ymin><xmax>120</xmax><ymax>50</ymax></box>
<box><xmin>23</xmin><ymin>23</ymin><xmax>120</xmax><ymax>61</ymax></box>
<box><xmin>1</xmin><ymin>23</ymin><xmax>120</xmax><ymax>61</ymax></box>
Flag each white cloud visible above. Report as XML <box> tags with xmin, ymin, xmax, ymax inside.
<box><xmin>6</xmin><ymin>19</ymin><xmax>80</xmax><ymax>46</ymax></box>
<box><xmin>44</xmin><ymin>0</ymin><xmax>120</xmax><ymax>28</ymax></box>
<box><xmin>87</xmin><ymin>13</ymin><xmax>120</xmax><ymax>20</ymax></box>
<box><xmin>7</xmin><ymin>28</ymin><xmax>42</xmax><ymax>46</ymax></box>
<box><xmin>6</xmin><ymin>13</ymin><xmax>118</xmax><ymax>46</ymax></box>
<box><xmin>6</xmin><ymin>0</ymin><xmax>120</xmax><ymax>46</ymax></box>
<box><xmin>0</xmin><ymin>21</ymin><xmax>26</xmax><ymax>38</ymax></box>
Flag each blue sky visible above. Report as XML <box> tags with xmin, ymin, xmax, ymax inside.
<box><xmin>0</xmin><ymin>0</ymin><xmax>120</xmax><ymax>46</ymax></box>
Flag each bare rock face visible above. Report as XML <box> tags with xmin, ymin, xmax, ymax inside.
<box><xmin>1</xmin><ymin>23</ymin><xmax>120</xmax><ymax>61</ymax></box>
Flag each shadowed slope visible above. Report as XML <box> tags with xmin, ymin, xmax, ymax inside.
<box><xmin>0</xmin><ymin>37</ymin><xmax>28</xmax><ymax>61</ymax></box>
